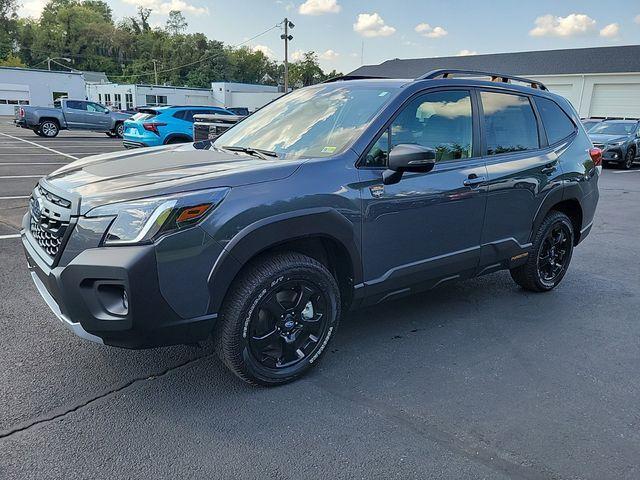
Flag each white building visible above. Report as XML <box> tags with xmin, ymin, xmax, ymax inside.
<box><xmin>86</xmin><ymin>83</ymin><xmax>219</xmax><ymax>110</ymax></box>
<box><xmin>0</xmin><ymin>67</ymin><xmax>87</xmax><ymax>116</ymax></box>
<box><xmin>349</xmin><ymin>45</ymin><xmax>640</xmax><ymax>119</ymax></box>
<box><xmin>211</xmin><ymin>82</ymin><xmax>283</xmax><ymax>112</ymax></box>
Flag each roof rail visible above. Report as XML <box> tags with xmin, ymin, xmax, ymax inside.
<box><xmin>419</xmin><ymin>69</ymin><xmax>548</xmax><ymax>91</ymax></box>
<box><xmin>323</xmin><ymin>75</ymin><xmax>389</xmax><ymax>83</ymax></box>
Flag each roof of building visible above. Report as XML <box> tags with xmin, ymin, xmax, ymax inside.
<box><xmin>0</xmin><ymin>66</ymin><xmax>83</xmax><ymax>75</ymax></box>
<box><xmin>81</xmin><ymin>71</ymin><xmax>110</xmax><ymax>84</ymax></box>
<box><xmin>349</xmin><ymin>45</ymin><xmax>640</xmax><ymax>79</ymax></box>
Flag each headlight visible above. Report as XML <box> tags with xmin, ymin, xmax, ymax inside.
<box><xmin>86</xmin><ymin>188</ymin><xmax>229</xmax><ymax>245</ymax></box>
<box><xmin>608</xmin><ymin>141</ymin><xmax>625</xmax><ymax>147</ymax></box>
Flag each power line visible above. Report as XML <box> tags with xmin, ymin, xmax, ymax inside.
<box><xmin>108</xmin><ymin>22</ymin><xmax>282</xmax><ymax>80</ymax></box>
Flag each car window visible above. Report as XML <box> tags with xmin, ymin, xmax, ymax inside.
<box><xmin>481</xmin><ymin>91</ymin><xmax>539</xmax><ymax>155</ymax></box>
<box><xmin>66</xmin><ymin>101</ymin><xmax>86</xmax><ymax>110</ymax></box>
<box><xmin>361</xmin><ymin>90</ymin><xmax>473</xmax><ymax>167</ymax></box>
<box><xmin>173</xmin><ymin>110</ymin><xmax>186</xmax><ymax>120</ymax></box>
<box><xmin>534</xmin><ymin>97</ymin><xmax>575</xmax><ymax>144</ymax></box>
<box><xmin>87</xmin><ymin>103</ymin><xmax>108</xmax><ymax>113</ymax></box>
<box><xmin>589</xmin><ymin>122</ymin><xmax>636</xmax><ymax>136</ymax></box>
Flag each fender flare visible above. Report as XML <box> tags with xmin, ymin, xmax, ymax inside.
<box><xmin>206</xmin><ymin>207</ymin><xmax>362</xmax><ymax>314</ymax></box>
<box><xmin>530</xmin><ymin>183</ymin><xmax>583</xmax><ymax>242</ymax></box>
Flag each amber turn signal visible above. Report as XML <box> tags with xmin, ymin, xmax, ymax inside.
<box><xmin>176</xmin><ymin>204</ymin><xmax>212</xmax><ymax>224</ymax></box>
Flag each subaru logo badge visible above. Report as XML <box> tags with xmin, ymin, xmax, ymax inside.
<box><xmin>32</xmin><ymin>197</ymin><xmax>44</xmax><ymax>219</ymax></box>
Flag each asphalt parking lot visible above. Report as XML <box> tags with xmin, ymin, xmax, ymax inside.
<box><xmin>1</xmin><ymin>116</ymin><xmax>639</xmax><ymax>480</ymax></box>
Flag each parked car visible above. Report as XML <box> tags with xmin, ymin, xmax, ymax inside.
<box><xmin>122</xmin><ymin>105</ymin><xmax>235</xmax><ymax>148</ymax></box>
<box><xmin>581</xmin><ymin>118</ymin><xmax>602</xmax><ymax>131</ymax></box>
<box><xmin>193</xmin><ymin>113</ymin><xmax>244</xmax><ymax>142</ymax></box>
<box><xmin>22</xmin><ymin>70</ymin><xmax>600</xmax><ymax>386</ymax></box>
<box><xmin>226</xmin><ymin>107</ymin><xmax>251</xmax><ymax>116</ymax></box>
<box><xmin>588</xmin><ymin>119</ymin><xmax>640</xmax><ymax>169</ymax></box>
<box><xmin>14</xmin><ymin>99</ymin><xmax>131</xmax><ymax>138</ymax></box>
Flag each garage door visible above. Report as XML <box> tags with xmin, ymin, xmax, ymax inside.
<box><xmin>0</xmin><ymin>84</ymin><xmax>30</xmax><ymax>116</ymax></box>
<box><xmin>590</xmin><ymin>84</ymin><xmax>640</xmax><ymax>118</ymax></box>
<box><xmin>185</xmin><ymin>94</ymin><xmax>210</xmax><ymax>105</ymax></box>
<box><xmin>545</xmin><ymin>84</ymin><xmax>576</xmax><ymax>106</ymax></box>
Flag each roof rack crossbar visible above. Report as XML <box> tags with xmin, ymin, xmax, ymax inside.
<box><xmin>418</xmin><ymin>69</ymin><xmax>548</xmax><ymax>91</ymax></box>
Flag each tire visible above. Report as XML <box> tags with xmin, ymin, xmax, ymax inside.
<box><xmin>215</xmin><ymin>252</ymin><xmax>341</xmax><ymax>386</ymax></box>
<box><xmin>38</xmin><ymin>120</ymin><xmax>59</xmax><ymax>138</ymax></box>
<box><xmin>114</xmin><ymin>122</ymin><xmax>124</xmax><ymax>138</ymax></box>
<box><xmin>33</xmin><ymin>128</ymin><xmax>45</xmax><ymax>137</ymax></box>
<box><xmin>105</xmin><ymin>132</ymin><xmax>116</xmax><ymax>138</ymax></box>
<box><xmin>623</xmin><ymin>148</ymin><xmax>635</xmax><ymax>169</ymax></box>
<box><xmin>510</xmin><ymin>211</ymin><xmax>574</xmax><ymax>292</ymax></box>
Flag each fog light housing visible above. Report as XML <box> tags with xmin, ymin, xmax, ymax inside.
<box><xmin>97</xmin><ymin>284</ymin><xmax>129</xmax><ymax>317</ymax></box>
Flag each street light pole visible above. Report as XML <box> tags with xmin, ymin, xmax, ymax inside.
<box><xmin>152</xmin><ymin>59</ymin><xmax>159</xmax><ymax>85</ymax></box>
<box><xmin>47</xmin><ymin>57</ymin><xmax>72</xmax><ymax>71</ymax></box>
<box><xmin>281</xmin><ymin>18</ymin><xmax>294</xmax><ymax>92</ymax></box>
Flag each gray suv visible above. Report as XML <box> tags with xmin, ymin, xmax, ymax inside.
<box><xmin>22</xmin><ymin>70</ymin><xmax>601</xmax><ymax>385</ymax></box>
<box><xmin>588</xmin><ymin>119</ymin><xmax>640</xmax><ymax>169</ymax></box>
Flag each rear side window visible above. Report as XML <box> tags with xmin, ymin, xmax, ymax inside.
<box><xmin>534</xmin><ymin>97</ymin><xmax>575</xmax><ymax>144</ymax></box>
<box><xmin>131</xmin><ymin>112</ymin><xmax>156</xmax><ymax>121</ymax></box>
<box><xmin>481</xmin><ymin>91</ymin><xmax>539</xmax><ymax>155</ymax></box>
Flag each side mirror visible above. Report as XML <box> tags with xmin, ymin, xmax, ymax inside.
<box><xmin>383</xmin><ymin>144</ymin><xmax>436</xmax><ymax>185</ymax></box>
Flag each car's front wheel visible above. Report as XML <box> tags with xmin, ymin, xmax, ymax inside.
<box><xmin>215</xmin><ymin>252</ymin><xmax>341</xmax><ymax>386</ymax></box>
<box><xmin>114</xmin><ymin>122</ymin><xmax>124</xmax><ymax>138</ymax></box>
<box><xmin>623</xmin><ymin>148</ymin><xmax>635</xmax><ymax>169</ymax></box>
<box><xmin>510</xmin><ymin>211</ymin><xmax>574</xmax><ymax>292</ymax></box>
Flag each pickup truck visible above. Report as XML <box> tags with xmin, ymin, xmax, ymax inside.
<box><xmin>192</xmin><ymin>113</ymin><xmax>244</xmax><ymax>142</ymax></box>
<box><xmin>14</xmin><ymin>99</ymin><xmax>131</xmax><ymax>138</ymax></box>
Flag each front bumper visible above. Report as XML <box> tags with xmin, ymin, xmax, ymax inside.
<box><xmin>22</xmin><ymin>229</ymin><xmax>219</xmax><ymax>349</ymax></box>
<box><xmin>600</xmin><ymin>147</ymin><xmax>624</xmax><ymax>161</ymax></box>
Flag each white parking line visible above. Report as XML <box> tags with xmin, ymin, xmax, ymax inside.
<box><xmin>0</xmin><ymin>233</ymin><xmax>21</xmax><ymax>240</ymax></box>
<box><xmin>0</xmin><ymin>195</ymin><xmax>29</xmax><ymax>200</ymax></box>
<box><xmin>0</xmin><ymin>162</ymin><xmax>66</xmax><ymax>165</ymax></box>
<box><xmin>0</xmin><ymin>175</ymin><xmax>43</xmax><ymax>179</ymax></box>
<box><xmin>0</xmin><ymin>132</ymin><xmax>79</xmax><ymax>160</ymax></box>
<box><xmin>612</xmin><ymin>170</ymin><xmax>640</xmax><ymax>174</ymax></box>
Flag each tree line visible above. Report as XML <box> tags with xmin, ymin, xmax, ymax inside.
<box><xmin>0</xmin><ymin>0</ymin><xmax>341</xmax><ymax>88</ymax></box>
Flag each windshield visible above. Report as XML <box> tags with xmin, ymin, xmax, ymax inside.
<box><xmin>589</xmin><ymin>122</ymin><xmax>636</xmax><ymax>136</ymax></box>
<box><xmin>213</xmin><ymin>84</ymin><xmax>398</xmax><ymax>160</ymax></box>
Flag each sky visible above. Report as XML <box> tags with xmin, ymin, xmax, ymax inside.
<box><xmin>17</xmin><ymin>0</ymin><xmax>640</xmax><ymax>74</ymax></box>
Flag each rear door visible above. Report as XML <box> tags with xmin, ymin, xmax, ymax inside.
<box><xmin>358</xmin><ymin>88</ymin><xmax>488</xmax><ymax>298</ymax></box>
<box><xmin>63</xmin><ymin>100</ymin><xmax>89</xmax><ymax>129</ymax></box>
<box><xmin>479</xmin><ymin>90</ymin><xmax>569</xmax><ymax>269</ymax></box>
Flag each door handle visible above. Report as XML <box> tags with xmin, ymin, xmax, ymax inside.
<box><xmin>463</xmin><ymin>174</ymin><xmax>486</xmax><ymax>187</ymax></box>
<box><xmin>541</xmin><ymin>162</ymin><xmax>558</xmax><ymax>175</ymax></box>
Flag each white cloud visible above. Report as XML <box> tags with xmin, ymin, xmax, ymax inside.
<box><xmin>599</xmin><ymin>23</ymin><xmax>620</xmax><ymax>38</ymax></box>
<box><xmin>122</xmin><ymin>0</ymin><xmax>209</xmax><ymax>15</ymax></box>
<box><xmin>414</xmin><ymin>23</ymin><xmax>448</xmax><ymax>38</ymax></box>
<box><xmin>319</xmin><ymin>49</ymin><xmax>339</xmax><ymax>60</ymax></box>
<box><xmin>353</xmin><ymin>13</ymin><xmax>396</xmax><ymax>38</ymax></box>
<box><xmin>276</xmin><ymin>0</ymin><xmax>294</xmax><ymax>11</ymax></box>
<box><xmin>298</xmin><ymin>0</ymin><xmax>341</xmax><ymax>15</ymax></box>
<box><xmin>252</xmin><ymin>44</ymin><xmax>275</xmax><ymax>58</ymax></box>
<box><xmin>529</xmin><ymin>13</ymin><xmax>597</xmax><ymax>37</ymax></box>
<box><xmin>18</xmin><ymin>0</ymin><xmax>47</xmax><ymax>18</ymax></box>
<box><xmin>291</xmin><ymin>50</ymin><xmax>305</xmax><ymax>61</ymax></box>
<box><xmin>456</xmin><ymin>49</ymin><xmax>478</xmax><ymax>56</ymax></box>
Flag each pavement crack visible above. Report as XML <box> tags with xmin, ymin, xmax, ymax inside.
<box><xmin>0</xmin><ymin>353</ymin><xmax>213</xmax><ymax>440</ymax></box>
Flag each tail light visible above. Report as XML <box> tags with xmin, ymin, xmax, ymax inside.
<box><xmin>143</xmin><ymin>122</ymin><xmax>167</xmax><ymax>135</ymax></box>
<box><xmin>19</xmin><ymin>107</ymin><xmax>25</xmax><ymax>117</ymax></box>
<box><xmin>589</xmin><ymin>147</ymin><xmax>602</xmax><ymax>167</ymax></box>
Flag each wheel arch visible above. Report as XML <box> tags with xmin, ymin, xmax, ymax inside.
<box><xmin>207</xmin><ymin>208</ymin><xmax>362</xmax><ymax>314</ymax></box>
<box><xmin>532</xmin><ymin>190</ymin><xmax>583</xmax><ymax>246</ymax></box>
<box><xmin>39</xmin><ymin>117</ymin><xmax>61</xmax><ymax>127</ymax></box>
<box><xmin>163</xmin><ymin>133</ymin><xmax>192</xmax><ymax>144</ymax></box>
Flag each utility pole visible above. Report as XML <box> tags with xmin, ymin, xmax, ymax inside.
<box><xmin>152</xmin><ymin>59</ymin><xmax>159</xmax><ymax>85</ymax></box>
<box><xmin>281</xmin><ymin>18</ymin><xmax>294</xmax><ymax>92</ymax></box>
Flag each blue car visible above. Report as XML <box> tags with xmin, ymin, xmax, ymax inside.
<box><xmin>123</xmin><ymin>105</ymin><xmax>234</xmax><ymax>148</ymax></box>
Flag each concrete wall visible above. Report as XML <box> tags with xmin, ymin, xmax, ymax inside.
<box><xmin>86</xmin><ymin>84</ymin><xmax>220</xmax><ymax>109</ymax></box>
<box><xmin>0</xmin><ymin>67</ymin><xmax>86</xmax><ymax>115</ymax></box>
<box><xmin>527</xmin><ymin>73</ymin><xmax>640</xmax><ymax>118</ymax></box>
<box><xmin>211</xmin><ymin>82</ymin><xmax>282</xmax><ymax>111</ymax></box>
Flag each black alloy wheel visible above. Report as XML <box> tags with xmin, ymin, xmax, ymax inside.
<box><xmin>510</xmin><ymin>211</ymin><xmax>574</xmax><ymax>292</ymax></box>
<box><xmin>215</xmin><ymin>252</ymin><xmax>340</xmax><ymax>386</ymax></box>
<box><xmin>537</xmin><ymin>223</ymin><xmax>572</xmax><ymax>288</ymax></box>
<box><xmin>248</xmin><ymin>280</ymin><xmax>329</xmax><ymax>369</ymax></box>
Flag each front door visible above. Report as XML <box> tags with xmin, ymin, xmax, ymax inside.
<box><xmin>358</xmin><ymin>89</ymin><xmax>488</xmax><ymax>299</ymax></box>
<box><xmin>86</xmin><ymin>102</ymin><xmax>112</xmax><ymax>131</ymax></box>
<box><xmin>64</xmin><ymin>100</ymin><xmax>89</xmax><ymax>129</ymax></box>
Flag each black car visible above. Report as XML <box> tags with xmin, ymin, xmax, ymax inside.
<box><xmin>588</xmin><ymin>119</ymin><xmax>640</xmax><ymax>169</ymax></box>
<box><xmin>22</xmin><ymin>69</ymin><xmax>600</xmax><ymax>385</ymax></box>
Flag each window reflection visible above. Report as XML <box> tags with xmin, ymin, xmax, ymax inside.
<box><xmin>481</xmin><ymin>92</ymin><xmax>539</xmax><ymax>155</ymax></box>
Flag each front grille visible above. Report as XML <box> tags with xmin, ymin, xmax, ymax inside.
<box><xmin>29</xmin><ymin>185</ymin><xmax>71</xmax><ymax>259</ymax></box>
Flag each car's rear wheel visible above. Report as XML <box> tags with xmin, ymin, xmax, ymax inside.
<box><xmin>215</xmin><ymin>252</ymin><xmax>340</xmax><ymax>386</ymax></box>
<box><xmin>38</xmin><ymin>120</ymin><xmax>59</xmax><ymax>138</ymax></box>
<box><xmin>114</xmin><ymin>122</ymin><xmax>124</xmax><ymax>138</ymax></box>
<box><xmin>623</xmin><ymin>148</ymin><xmax>635</xmax><ymax>169</ymax></box>
<box><xmin>510</xmin><ymin>211</ymin><xmax>574</xmax><ymax>292</ymax></box>
<box><xmin>33</xmin><ymin>128</ymin><xmax>45</xmax><ymax>137</ymax></box>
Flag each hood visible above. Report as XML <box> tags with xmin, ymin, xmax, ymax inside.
<box><xmin>43</xmin><ymin>143</ymin><xmax>303</xmax><ymax>214</ymax></box>
<box><xmin>588</xmin><ymin>133</ymin><xmax>629</xmax><ymax>144</ymax></box>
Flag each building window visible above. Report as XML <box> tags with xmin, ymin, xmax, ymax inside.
<box><xmin>104</xmin><ymin>93</ymin><xmax>112</xmax><ymax>107</ymax></box>
<box><xmin>145</xmin><ymin>94</ymin><xmax>168</xmax><ymax>106</ymax></box>
<box><xmin>98</xmin><ymin>93</ymin><xmax>102</xmax><ymax>103</ymax></box>
<box><xmin>125</xmin><ymin>93</ymin><xmax>133</xmax><ymax>110</ymax></box>
<box><xmin>114</xmin><ymin>93</ymin><xmax>122</xmax><ymax>110</ymax></box>
<box><xmin>52</xmin><ymin>92</ymin><xmax>68</xmax><ymax>102</ymax></box>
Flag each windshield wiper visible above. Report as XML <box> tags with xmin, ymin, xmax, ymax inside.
<box><xmin>221</xmin><ymin>145</ymin><xmax>278</xmax><ymax>160</ymax></box>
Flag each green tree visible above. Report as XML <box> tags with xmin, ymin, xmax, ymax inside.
<box><xmin>165</xmin><ymin>10</ymin><xmax>187</xmax><ymax>35</ymax></box>
<box><xmin>289</xmin><ymin>51</ymin><xmax>325</xmax><ymax>87</ymax></box>
<box><xmin>0</xmin><ymin>53</ymin><xmax>25</xmax><ymax>66</ymax></box>
<box><xmin>0</xmin><ymin>0</ymin><xmax>18</xmax><ymax>59</ymax></box>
